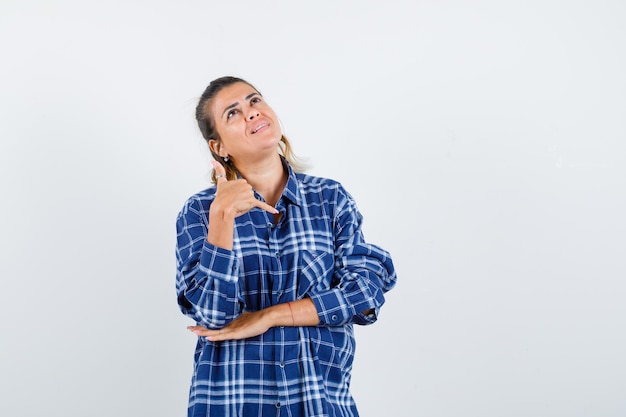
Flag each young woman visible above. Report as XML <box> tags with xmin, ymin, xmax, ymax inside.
<box><xmin>176</xmin><ymin>76</ymin><xmax>397</xmax><ymax>416</ymax></box>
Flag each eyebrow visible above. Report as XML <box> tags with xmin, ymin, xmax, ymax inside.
<box><xmin>221</xmin><ymin>92</ymin><xmax>260</xmax><ymax>118</ymax></box>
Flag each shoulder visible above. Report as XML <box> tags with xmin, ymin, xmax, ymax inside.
<box><xmin>294</xmin><ymin>172</ymin><xmax>356</xmax><ymax>209</ymax></box>
<box><xmin>177</xmin><ymin>186</ymin><xmax>217</xmax><ymax>217</ymax></box>
<box><xmin>295</xmin><ymin>172</ymin><xmax>348</xmax><ymax>195</ymax></box>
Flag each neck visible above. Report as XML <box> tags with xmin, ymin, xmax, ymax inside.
<box><xmin>236</xmin><ymin>154</ymin><xmax>287</xmax><ymax>207</ymax></box>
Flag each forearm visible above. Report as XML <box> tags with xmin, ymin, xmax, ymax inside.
<box><xmin>177</xmin><ymin>197</ymin><xmax>243</xmax><ymax>328</ymax></box>
<box><xmin>176</xmin><ymin>240</ymin><xmax>242</xmax><ymax>328</ymax></box>
<box><xmin>187</xmin><ymin>298</ymin><xmax>320</xmax><ymax>341</ymax></box>
<box><xmin>207</xmin><ymin>206</ymin><xmax>235</xmax><ymax>250</ymax></box>
<box><xmin>309</xmin><ymin>268</ymin><xmax>390</xmax><ymax>326</ymax></box>
<box><xmin>266</xmin><ymin>298</ymin><xmax>320</xmax><ymax>327</ymax></box>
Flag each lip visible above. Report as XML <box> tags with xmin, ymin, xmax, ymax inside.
<box><xmin>250</xmin><ymin>121</ymin><xmax>270</xmax><ymax>134</ymax></box>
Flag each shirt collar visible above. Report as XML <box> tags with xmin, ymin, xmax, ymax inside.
<box><xmin>281</xmin><ymin>157</ymin><xmax>302</xmax><ymax>207</ymax></box>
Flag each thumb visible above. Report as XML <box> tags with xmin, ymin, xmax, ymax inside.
<box><xmin>211</xmin><ymin>160</ymin><xmax>227</xmax><ymax>183</ymax></box>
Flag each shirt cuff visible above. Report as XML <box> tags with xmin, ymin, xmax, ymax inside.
<box><xmin>309</xmin><ymin>289</ymin><xmax>351</xmax><ymax>326</ymax></box>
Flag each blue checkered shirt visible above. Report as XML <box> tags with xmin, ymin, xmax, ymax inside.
<box><xmin>175</xmin><ymin>162</ymin><xmax>397</xmax><ymax>417</ymax></box>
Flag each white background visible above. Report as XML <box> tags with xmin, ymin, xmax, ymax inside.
<box><xmin>1</xmin><ymin>1</ymin><xmax>625</xmax><ymax>416</ymax></box>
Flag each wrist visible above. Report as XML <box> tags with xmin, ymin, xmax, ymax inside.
<box><xmin>209</xmin><ymin>204</ymin><xmax>236</xmax><ymax>223</ymax></box>
<box><xmin>265</xmin><ymin>303</ymin><xmax>293</xmax><ymax>327</ymax></box>
<box><xmin>207</xmin><ymin>206</ymin><xmax>235</xmax><ymax>249</ymax></box>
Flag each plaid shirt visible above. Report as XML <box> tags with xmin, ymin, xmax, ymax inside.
<box><xmin>175</xmin><ymin>162</ymin><xmax>397</xmax><ymax>417</ymax></box>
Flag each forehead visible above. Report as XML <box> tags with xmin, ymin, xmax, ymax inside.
<box><xmin>207</xmin><ymin>82</ymin><xmax>259</xmax><ymax>118</ymax></box>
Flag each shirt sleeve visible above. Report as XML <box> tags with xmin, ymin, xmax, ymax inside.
<box><xmin>308</xmin><ymin>185</ymin><xmax>397</xmax><ymax>326</ymax></box>
<box><xmin>175</xmin><ymin>196</ymin><xmax>242</xmax><ymax>328</ymax></box>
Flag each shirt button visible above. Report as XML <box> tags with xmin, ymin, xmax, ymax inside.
<box><xmin>276</xmin><ymin>402</ymin><xmax>281</xmax><ymax>408</ymax></box>
<box><xmin>331</xmin><ymin>314</ymin><xmax>338</xmax><ymax>322</ymax></box>
<box><xmin>279</xmin><ymin>362</ymin><xmax>285</xmax><ymax>368</ymax></box>
<box><xmin>274</xmin><ymin>251</ymin><xmax>280</xmax><ymax>257</ymax></box>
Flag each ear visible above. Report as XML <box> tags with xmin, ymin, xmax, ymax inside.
<box><xmin>208</xmin><ymin>139</ymin><xmax>226</xmax><ymax>158</ymax></box>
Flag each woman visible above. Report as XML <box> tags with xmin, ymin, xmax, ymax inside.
<box><xmin>175</xmin><ymin>76</ymin><xmax>397</xmax><ymax>416</ymax></box>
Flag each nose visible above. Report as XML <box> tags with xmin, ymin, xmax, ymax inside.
<box><xmin>247</xmin><ymin>108</ymin><xmax>260</xmax><ymax>121</ymax></box>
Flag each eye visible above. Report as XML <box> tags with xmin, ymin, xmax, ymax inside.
<box><xmin>227</xmin><ymin>108</ymin><xmax>239</xmax><ymax>119</ymax></box>
<box><xmin>250</xmin><ymin>97</ymin><xmax>262</xmax><ymax>105</ymax></box>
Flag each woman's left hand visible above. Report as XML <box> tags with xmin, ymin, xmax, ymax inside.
<box><xmin>187</xmin><ymin>311</ymin><xmax>272</xmax><ymax>342</ymax></box>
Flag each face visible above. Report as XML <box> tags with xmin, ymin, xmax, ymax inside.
<box><xmin>207</xmin><ymin>82</ymin><xmax>282</xmax><ymax>164</ymax></box>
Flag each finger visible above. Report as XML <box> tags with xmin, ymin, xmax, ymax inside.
<box><xmin>208</xmin><ymin>329</ymin><xmax>227</xmax><ymax>341</ymax></box>
<box><xmin>188</xmin><ymin>326</ymin><xmax>225</xmax><ymax>339</ymax></box>
<box><xmin>187</xmin><ymin>325</ymin><xmax>209</xmax><ymax>335</ymax></box>
<box><xmin>211</xmin><ymin>160</ymin><xmax>228</xmax><ymax>183</ymax></box>
<box><xmin>255</xmin><ymin>200</ymin><xmax>279</xmax><ymax>214</ymax></box>
<box><xmin>187</xmin><ymin>325</ymin><xmax>217</xmax><ymax>335</ymax></box>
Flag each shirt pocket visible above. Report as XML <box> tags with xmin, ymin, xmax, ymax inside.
<box><xmin>309</xmin><ymin>327</ymin><xmax>356</xmax><ymax>381</ymax></box>
<box><xmin>296</xmin><ymin>250</ymin><xmax>335</xmax><ymax>300</ymax></box>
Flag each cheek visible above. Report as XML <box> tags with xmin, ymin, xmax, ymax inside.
<box><xmin>259</xmin><ymin>103</ymin><xmax>275</xmax><ymax>116</ymax></box>
<box><xmin>218</xmin><ymin>125</ymin><xmax>246</xmax><ymax>146</ymax></box>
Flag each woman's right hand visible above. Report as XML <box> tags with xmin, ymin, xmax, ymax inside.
<box><xmin>211</xmin><ymin>160</ymin><xmax>278</xmax><ymax>218</ymax></box>
<box><xmin>206</xmin><ymin>161</ymin><xmax>277</xmax><ymax>250</ymax></box>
